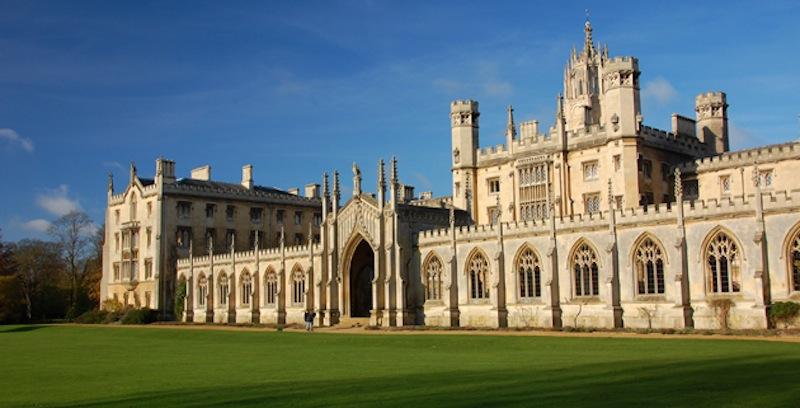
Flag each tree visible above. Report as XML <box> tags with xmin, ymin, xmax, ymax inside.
<box><xmin>49</xmin><ymin>211</ymin><xmax>93</xmax><ymax>317</ymax></box>
<box><xmin>12</xmin><ymin>240</ymin><xmax>64</xmax><ymax>320</ymax></box>
<box><xmin>0</xmin><ymin>228</ymin><xmax>14</xmax><ymax>277</ymax></box>
<box><xmin>82</xmin><ymin>225</ymin><xmax>104</xmax><ymax>307</ymax></box>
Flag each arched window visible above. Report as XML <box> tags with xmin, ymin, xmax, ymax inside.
<box><xmin>634</xmin><ymin>237</ymin><xmax>665</xmax><ymax>295</ymax></box>
<box><xmin>240</xmin><ymin>271</ymin><xmax>252</xmax><ymax>306</ymax></box>
<box><xmin>197</xmin><ymin>274</ymin><xmax>207</xmax><ymax>307</ymax></box>
<box><xmin>791</xmin><ymin>230</ymin><xmax>800</xmax><ymax>292</ymax></box>
<box><xmin>292</xmin><ymin>267</ymin><xmax>305</xmax><ymax>305</ymax></box>
<box><xmin>572</xmin><ymin>242</ymin><xmax>599</xmax><ymax>297</ymax></box>
<box><xmin>218</xmin><ymin>273</ymin><xmax>229</xmax><ymax>306</ymax></box>
<box><xmin>264</xmin><ymin>269</ymin><xmax>278</xmax><ymax>306</ymax></box>
<box><xmin>517</xmin><ymin>246</ymin><xmax>541</xmax><ymax>299</ymax></box>
<box><xmin>467</xmin><ymin>250</ymin><xmax>490</xmax><ymax>301</ymax></box>
<box><xmin>424</xmin><ymin>254</ymin><xmax>443</xmax><ymax>301</ymax></box>
<box><xmin>705</xmin><ymin>231</ymin><xmax>740</xmax><ymax>293</ymax></box>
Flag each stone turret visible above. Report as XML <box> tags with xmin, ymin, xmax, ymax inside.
<box><xmin>451</xmin><ymin>100</ymin><xmax>479</xmax><ymax>213</ymax></box>
<box><xmin>601</xmin><ymin>56</ymin><xmax>641</xmax><ymax>137</ymax></box>
<box><xmin>695</xmin><ymin>91</ymin><xmax>729</xmax><ymax>155</ymax></box>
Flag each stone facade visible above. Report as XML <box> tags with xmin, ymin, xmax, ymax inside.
<box><xmin>101</xmin><ymin>159</ymin><xmax>321</xmax><ymax>317</ymax></box>
<box><xmin>111</xmin><ymin>20</ymin><xmax>800</xmax><ymax>330</ymax></box>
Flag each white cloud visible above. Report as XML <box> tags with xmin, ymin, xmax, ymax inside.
<box><xmin>485</xmin><ymin>80</ymin><xmax>513</xmax><ymax>97</ymax></box>
<box><xmin>642</xmin><ymin>77</ymin><xmax>677</xmax><ymax>104</ymax></box>
<box><xmin>728</xmin><ymin>123</ymin><xmax>758</xmax><ymax>149</ymax></box>
<box><xmin>432</xmin><ymin>78</ymin><xmax>463</xmax><ymax>93</ymax></box>
<box><xmin>0</xmin><ymin>128</ymin><xmax>34</xmax><ymax>152</ymax></box>
<box><xmin>103</xmin><ymin>161</ymin><xmax>124</xmax><ymax>170</ymax></box>
<box><xmin>36</xmin><ymin>185</ymin><xmax>81</xmax><ymax>217</ymax></box>
<box><xmin>22</xmin><ymin>219</ymin><xmax>51</xmax><ymax>233</ymax></box>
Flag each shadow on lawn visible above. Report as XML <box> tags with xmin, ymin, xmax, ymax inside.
<box><xmin>0</xmin><ymin>325</ymin><xmax>48</xmax><ymax>334</ymax></box>
<box><xmin>63</xmin><ymin>355</ymin><xmax>800</xmax><ymax>408</ymax></box>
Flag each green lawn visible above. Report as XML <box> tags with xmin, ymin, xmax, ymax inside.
<box><xmin>1</xmin><ymin>325</ymin><xmax>799</xmax><ymax>407</ymax></box>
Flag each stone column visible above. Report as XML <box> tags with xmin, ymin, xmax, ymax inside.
<box><xmin>545</xmin><ymin>165</ymin><xmax>562</xmax><ymax>328</ymax></box>
<box><xmin>446</xmin><ymin>205</ymin><xmax>460</xmax><ymax>327</ymax></box>
<box><xmin>673</xmin><ymin>168</ymin><xmax>694</xmax><ymax>328</ymax></box>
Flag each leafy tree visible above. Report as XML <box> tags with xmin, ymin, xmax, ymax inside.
<box><xmin>12</xmin><ymin>240</ymin><xmax>64</xmax><ymax>320</ymax></box>
<box><xmin>82</xmin><ymin>225</ymin><xmax>105</xmax><ymax>307</ymax></box>
<box><xmin>48</xmin><ymin>211</ymin><xmax>93</xmax><ymax>317</ymax></box>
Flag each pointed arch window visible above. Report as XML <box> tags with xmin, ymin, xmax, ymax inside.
<box><xmin>240</xmin><ymin>271</ymin><xmax>252</xmax><ymax>306</ymax></box>
<box><xmin>218</xmin><ymin>273</ymin><xmax>229</xmax><ymax>306</ymax></box>
<box><xmin>264</xmin><ymin>270</ymin><xmax>278</xmax><ymax>306</ymax></box>
<box><xmin>572</xmin><ymin>242</ymin><xmax>599</xmax><ymax>297</ymax></box>
<box><xmin>197</xmin><ymin>274</ymin><xmax>208</xmax><ymax>307</ymax></box>
<box><xmin>517</xmin><ymin>247</ymin><xmax>541</xmax><ymax>299</ymax></box>
<box><xmin>634</xmin><ymin>237</ymin><xmax>665</xmax><ymax>295</ymax></box>
<box><xmin>705</xmin><ymin>232</ymin><xmax>741</xmax><ymax>293</ymax></box>
<box><xmin>292</xmin><ymin>267</ymin><xmax>305</xmax><ymax>305</ymax></box>
<box><xmin>424</xmin><ymin>254</ymin><xmax>443</xmax><ymax>301</ymax></box>
<box><xmin>791</xmin><ymin>231</ymin><xmax>800</xmax><ymax>292</ymax></box>
<box><xmin>467</xmin><ymin>251</ymin><xmax>490</xmax><ymax>301</ymax></box>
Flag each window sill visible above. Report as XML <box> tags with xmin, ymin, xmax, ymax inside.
<box><xmin>567</xmin><ymin>297</ymin><xmax>602</xmax><ymax>305</ymax></box>
<box><xmin>424</xmin><ymin>300</ymin><xmax>445</xmax><ymax>306</ymax></box>
<box><xmin>634</xmin><ymin>295</ymin><xmax>668</xmax><ymax>302</ymax></box>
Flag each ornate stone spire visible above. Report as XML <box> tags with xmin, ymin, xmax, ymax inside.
<box><xmin>378</xmin><ymin>159</ymin><xmax>385</xmax><ymax>193</ymax></box>
<box><xmin>352</xmin><ymin>162</ymin><xmax>362</xmax><ymax>197</ymax></box>
<box><xmin>322</xmin><ymin>172</ymin><xmax>329</xmax><ymax>197</ymax></box>
<box><xmin>390</xmin><ymin>156</ymin><xmax>398</xmax><ymax>186</ymax></box>
<box><xmin>505</xmin><ymin>105</ymin><xmax>517</xmax><ymax>141</ymax></box>
<box><xmin>584</xmin><ymin>11</ymin><xmax>594</xmax><ymax>57</ymax></box>
<box><xmin>333</xmin><ymin>170</ymin><xmax>340</xmax><ymax>201</ymax></box>
<box><xmin>129</xmin><ymin>161</ymin><xmax>137</xmax><ymax>184</ymax></box>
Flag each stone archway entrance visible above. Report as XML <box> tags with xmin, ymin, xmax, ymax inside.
<box><xmin>348</xmin><ymin>239</ymin><xmax>374</xmax><ymax>318</ymax></box>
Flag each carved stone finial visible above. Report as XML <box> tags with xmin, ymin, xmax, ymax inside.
<box><xmin>495</xmin><ymin>194</ymin><xmax>502</xmax><ymax>218</ymax></box>
<box><xmin>254</xmin><ymin>229</ymin><xmax>259</xmax><ymax>250</ymax></box>
<box><xmin>333</xmin><ymin>171</ymin><xmax>340</xmax><ymax>200</ymax></box>
<box><xmin>378</xmin><ymin>159</ymin><xmax>385</xmax><ymax>192</ymax></box>
<box><xmin>390</xmin><ymin>156</ymin><xmax>398</xmax><ymax>185</ymax></box>
<box><xmin>752</xmin><ymin>162</ymin><xmax>761</xmax><ymax>189</ymax></box>
<box><xmin>506</xmin><ymin>105</ymin><xmax>516</xmax><ymax>140</ymax></box>
<box><xmin>129</xmin><ymin>161</ymin><xmax>137</xmax><ymax>183</ymax></box>
<box><xmin>352</xmin><ymin>162</ymin><xmax>362</xmax><ymax>197</ymax></box>
<box><xmin>607</xmin><ymin>178</ymin><xmax>614</xmax><ymax>206</ymax></box>
<box><xmin>322</xmin><ymin>172</ymin><xmax>329</xmax><ymax>197</ymax></box>
<box><xmin>674</xmin><ymin>167</ymin><xmax>683</xmax><ymax>198</ymax></box>
<box><xmin>449</xmin><ymin>204</ymin><xmax>455</xmax><ymax>225</ymax></box>
<box><xmin>584</xmin><ymin>10</ymin><xmax>594</xmax><ymax>56</ymax></box>
<box><xmin>107</xmin><ymin>172</ymin><xmax>114</xmax><ymax>192</ymax></box>
<box><xmin>280</xmin><ymin>226</ymin><xmax>285</xmax><ymax>247</ymax></box>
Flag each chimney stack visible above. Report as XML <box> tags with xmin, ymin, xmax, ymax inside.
<box><xmin>242</xmin><ymin>164</ymin><xmax>253</xmax><ymax>189</ymax></box>
<box><xmin>190</xmin><ymin>165</ymin><xmax>211</xmax><ymax>181</ymax></box>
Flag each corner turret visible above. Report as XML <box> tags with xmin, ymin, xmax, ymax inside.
<box><xmin>695</xmin><ymin>91</ymin><xmax>729</xmax><ymax>155</ymax></box>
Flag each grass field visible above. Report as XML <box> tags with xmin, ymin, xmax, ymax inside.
<box><xmin>2</xmin><ymin>325</ymin><xmax>800</xmax><ymax>407</ymax></box>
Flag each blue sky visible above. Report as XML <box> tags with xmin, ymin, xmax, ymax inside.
<box><xmin>1</xmin><ymin>1</ymin><xmax>799</xmax><ymax>241</ymax></box>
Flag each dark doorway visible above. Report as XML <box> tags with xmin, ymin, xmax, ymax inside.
<box><xmin>349</xmin><ymin>240</ymin><xmax>374</xmax><ymax>317</ymax></box>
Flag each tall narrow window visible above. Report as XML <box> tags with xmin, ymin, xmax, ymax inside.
<box><xmin>424</xmin><ymin>254</ymin><xmax>443</xmax><ymax>301</ymax></box>
<box><xmin>517</xmin><ymin>247</ymin><xmax>541</xmax><ymax>299</ymax></box>
<box><xmin>572</xmin><ymin>242</ymin><xmax>599</xmax><ymax>297</ymax></box>
<box><xmin>705</xmin><ymin>231</ymin><xmax>740</xmax><ymax>293</ymax></box>
<box><xmin>218</xmin><ymin>273</ymin><xmax>229</xmax><ymax>306</ymax></box>
<box><xmin>634</xmin><ymin>237</ymin><xmax>665</xmax><ymax>295</ymax></box>
<box><xmin>240</xmin><ymin>272</ymin><xmax>252</xmax><ymax>306</ymax></box>
<box><xmin>197</xmin><ymin>275</ymin><xmax>208</xmax><ymax>307</ymax></box>
<box><xmin>264</xmin><ymin>270</ymin><xmax>278</xmax><ymax>306</ymax></box>
<box><xmin>292</xmin><ymin>267</ymin><xmax>305</xmax><ymax>305</ymax></box>
<box><xmin>467</xmin><ymin>251</ymin><xmax>490</xmax><ymax>301</ymax></box>
<box><xmin>790</xmin><ymin>230</ymin><xmax>800</xmax><ymax>292</ymax></box>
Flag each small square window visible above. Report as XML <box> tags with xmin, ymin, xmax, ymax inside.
<box><xmin>583</xmin><ymin>161</ymin><xmax>599</xmax><ymax>181</ymax></box>
<box><xmin>720</xmin><ymin>175</ymin><xmax>731</xmax><ymax>195</ymax></box>
<box><xmin>226</xmin><ymin>205</ymin><xmax>236</xmax><ymax>222</ymax></box>
<box><xmin>584</xmin><ymin>193</ymin><xmax>601</xmax><ymax>214</ymax></box>
<box><xmin>276</xmin><ymin>209</ymin><xmax>285</xmax><ymax>224</ymax></box>
<box><xmin>487</xmin><ymin>178</ymin><xmax>500</xmax><ymax>194</ymax></box>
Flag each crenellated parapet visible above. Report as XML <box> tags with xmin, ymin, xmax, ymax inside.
<box><xmin>679</xmin><ymin>141</ymin><xmax>800</xmax><ymax>173</ymax></box>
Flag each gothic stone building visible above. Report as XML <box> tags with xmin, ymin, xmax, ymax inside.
<box><xmin>101</xmin><ymin>159</ymin><xmax>322</xmax><ymax>316</ymax></box>
<box><xmin>110</xmin><ymin>21</ymin><xmax>800</xmax><ymax>329</ymax></box>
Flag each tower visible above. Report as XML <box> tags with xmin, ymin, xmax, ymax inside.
<box><xmin>695</xmin><ymin>92</ymin><xmax>729</xmax><ymax>154</ymax></box>
<box><xmin>601</xmin><ymin>55</ymin><xmax>641</xmax><ymax>136</ymax></box>
<box><xmin>451</xmin><ymin>99</ymin><xmax>479</xmax><ymax>216</ymax></box>
<box><xmin>562</xmin><ymin>19</ymin><xmax>605</xmax><ymax>132</ymax></box>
